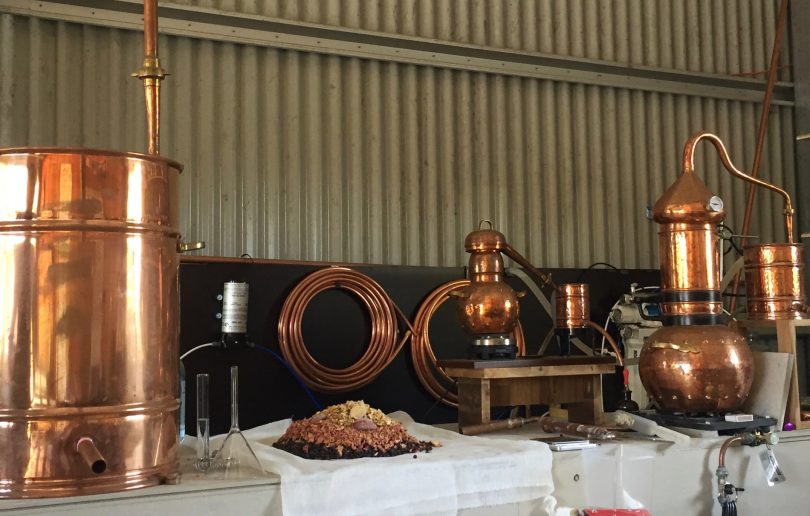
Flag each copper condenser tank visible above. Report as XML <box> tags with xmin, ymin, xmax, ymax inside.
<box><xmin>0</xmin><ymin>0</ymin><xmax>189</xmax><ymax>498</ymax></box>
<box><xmin>0</xmin><ymin>149</ymin><xmax>182</xmax><ymax>497</ymax></box>
<box><xmin>555</xmin><ymin>284</ymin><xmax>590</xmax><ymax>328</ymax></box>
<box><xmin>744</xmin><ymin>244</ymin><xmax>807</xmax><ymax>319</ymax></box>
<box><xmin>639</xmin><ymin>132</ymin><xmax>753</xmax><ymax>413</ymax></box>
<box><xmin>453</xmin><ymin>221</ymin><xmax>520</xmax><ymax>359</ymax></box>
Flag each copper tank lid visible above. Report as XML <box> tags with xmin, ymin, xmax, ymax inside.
<box><xmin>652</xmin><ymin>171</ymin><xmax>724</xmax><ymax>225</ymax></box>
<box><xmin>464</xmin><ymin>220</ymin><xmax>507</xmax><ymax>252</ymax></box>
<box><xmin>0</xmin><ymin>146</ymin><xmax>183</xmax><ymax>170</ymax></box>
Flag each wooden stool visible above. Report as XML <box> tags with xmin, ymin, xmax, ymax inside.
<box><xmin>439</xmin><ymin>356</ymin><xmax>616</xmax><ymax>428</ymax></box>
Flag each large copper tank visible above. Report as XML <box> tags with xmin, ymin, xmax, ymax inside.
<box><xmin>0</xmin><ymin>148</ymin><xmax>181</xmax><ymax>497</ymax></box>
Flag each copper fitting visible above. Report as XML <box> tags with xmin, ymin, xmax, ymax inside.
<box><xmin>744</xmin><ymin>243</ymin><xmax>808</xmax><ymax>320</ymax></box>
<box><xmin>76</xmin><ymin>438</ymin><xmax>107</xmax><ymax>475</ymax></box>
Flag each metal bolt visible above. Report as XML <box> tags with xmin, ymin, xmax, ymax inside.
<box><xmin>215</xmin><ymin>313</ymin><xmax>222</xmax><ymax>319</ymax></box>
<box><xmin>216</xmin><ymin>294</ymin><xmax>223</xmax><ymax>301</ymax></box>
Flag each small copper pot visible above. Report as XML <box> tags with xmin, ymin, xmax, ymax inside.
<box><xmin>743</xmin><ymin>243</ymin><xmax>807</xmax><ymax>320</ymax></box>
<box><xmin>639</xmin><ymin>324</ymin><xmax>753</xmax><ymax>413</ymax></box>
<box><xmin>453</xmin><ymin>222</ymin><xmax>519</xmax><ymax>339</ymax></box>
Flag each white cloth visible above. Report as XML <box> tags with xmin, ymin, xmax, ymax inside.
<box><xmin>235</xmin><ymin>412</ymin><xmax>557</xmax><ymax>516</ymax></box>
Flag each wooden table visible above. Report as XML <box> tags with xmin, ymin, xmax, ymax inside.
<box><xmin>439</xmin><ymin>356</ymin><xmax>617</xmax><ymax>427</ymax></box>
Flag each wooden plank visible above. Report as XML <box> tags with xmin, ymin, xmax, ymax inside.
<box><xmin>742</xmin><ymin>351</ymin><xmax>793</xmax><ymax>429</ymax></box>
<box><xmin>457</xmin><ymin>378</ymin><xmax>490</xmax><ymax>428</ymax></box>
<box><xmin>567</xmin><ymin>376</ymin><xmax>603</xmax><ymax>424</ymax></box>
<box><xmin>776</xmin><ymin>320</ymin><xmax>802</xmax><ymax>427</ymax></box>
<box><xmin>443</xmin><ymin>363</ymin><xmax>615</xmax><ymax>379</ymax></box>
<box><xmin>738</xmin><ymin>318</ymin><xmax>810</xmax><ymax>329</ymax></box>
<box><xmin>439</xmin><ymin>356</ymin><xmax>615</xmax><ymax>369</ymax></box>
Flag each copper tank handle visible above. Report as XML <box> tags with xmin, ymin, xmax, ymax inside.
<box><xmin>76</xmin><ymin>437</ymin><xmax>107</xmax><ymax>474</ymax></box>
<box><xmin>177</xmin><ymin>241</ymin><xmax>206</xmax><ymax>253</ymax></box>
<box><xmin>682</xmin><ymin>131</ymin><xmax>795</xmax><ymax>243</ymax></box>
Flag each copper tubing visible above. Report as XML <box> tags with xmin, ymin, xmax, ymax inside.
<box><xmin>143</xmin><ymin>0</ymin><xmax>157</xmax><ymax>58</ymax></box>
<box><xmin>502</xmin><ymin>243</ymin><xmax>557</xmax><ymax>290</ymax></box>
<box><xmin>134</xmin><ymin>0</ymin><xmax>167</xmax><ymax>155</ymax></box>
<box><xmin>538</xmin><ymin>416</ymin><xmax>615</xmax><ymax>439</ymax></box>
<box><xmin>461</xmin><ymin>417</ymin><xmax>538</xmax><ymax>436</ymax></box>
<box><xmin>277</xmin><ymin>267</ymin><xmax>414</xmax><ymax>394</ymax></box>
<box><xmin>682</xmin><ymin>131</ymin><xmax>795</xmax><ymax>243</ymax></box>
<box><xmin>731</xmin><ymin>0</ymin><xmax>790</xmax><ymax>312</ymax></box>
<box><xmin>412</xmin><ymin>280</ymin><xmax>525</xmax><ymax>407</ymax></box>
<box><xmin>76</xmin><ymin>438</ymin><xmax>107</xmax><ymax>475</ymax></box>
<box><xmin>718</xmin><ymin>436</ymin><xmax>743</xmax><ymax>468</ymax></box>
<box><xmin>584</xmin><ymin>320</ymin><xmax>624</xmax><ymax>368</ymax></box>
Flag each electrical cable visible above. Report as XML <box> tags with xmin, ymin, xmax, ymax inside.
<box><xmin>252</xmin><ymin>344</ymin><xmax>323</xmax><ymax>410</ymax></box>
<box><xmin>411</xmin><ymin>280</ymin><xmax>525</xmax><ymax>407</ymax></box>
<box><xmin>277</xmin><ymin>266</ymin><xmax>415</xmax><ymax>394</ymax></box>
<box><xmin>575</xmin><ymin>262</ymin><xmax>619</xmax><ymax>282</ymax></box>
<box><xmin>180</xmin><ymin>342</ymin><xmax>217</xmax><ymax>361</ymax></box>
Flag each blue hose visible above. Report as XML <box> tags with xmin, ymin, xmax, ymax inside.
<box><xmin>252</xmin><ymin>344</ymin><xmax>323</xmax><ymax>410</ymax></box>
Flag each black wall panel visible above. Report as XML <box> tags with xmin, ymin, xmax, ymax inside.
<box><xmin>179</xmin><ymin>258</ymin><xmax>659</xmax><ymax>435</ymax></box>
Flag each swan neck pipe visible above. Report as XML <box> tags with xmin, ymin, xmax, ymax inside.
<box><xmin>682</xmin><ymin>131</ymin><xmax>794</xmax><ymax>243</ymax></box>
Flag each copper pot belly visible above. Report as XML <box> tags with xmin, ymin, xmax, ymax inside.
<box><xmin>639</xmin><ymin>325</ymin><xmax>753</xmax><ymax>413</ymax></box>
<box><xmin>0</xmin><ymin>148</ymin><xmax>181</xmax><ymax>498</ymax></box>
<box><xmin>454</xmin><ymin>281</ymin><xmax>520</xmax><ymax>336</ymax></box>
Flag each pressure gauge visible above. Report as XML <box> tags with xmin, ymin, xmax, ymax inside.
<box><xmin>707</xmin><ymin>195</ymin><xmax>724</xmax><ymax>213</ymax></box>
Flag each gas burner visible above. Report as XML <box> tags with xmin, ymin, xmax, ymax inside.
<box><xmin>646</xmin><ymin>411</ymin><xmax>776</xmax><ymax>435</ymax></box>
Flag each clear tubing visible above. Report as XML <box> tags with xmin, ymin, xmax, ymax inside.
<box><xmin>230</xmin><ymin>366</ymin><xmax>239</xmax><ymax>430</ymax></box>
<box><xmin>196</xmin><ymin>373</ymin><xmax>211</xmax><ymax>471</ymax></box>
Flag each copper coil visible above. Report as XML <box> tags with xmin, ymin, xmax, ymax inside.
<box><xmin>278</xmin><ymin>267</ymin><xmax>413</xmax><ymax>394</ymax></box>
<box><xmin>412</xmin><ymin>280</ymin><xmax>525</xmax><ymax>407</ymax></box>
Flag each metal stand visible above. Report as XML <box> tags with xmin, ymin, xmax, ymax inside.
<box><xmin>439</xmin><ymin>356</ymin><xmax>616</xmax><ymax>428</ymax></box>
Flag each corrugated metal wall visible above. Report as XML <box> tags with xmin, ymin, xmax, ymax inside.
<box><xmin>0</xmin><ymin>2</ymin><xmax>796</xmax><ymax>269</ymax></box>
<box><xmin>173</xmin><ymin>0</ymin><xmax>791</xmax><ymax>79</ymax></box>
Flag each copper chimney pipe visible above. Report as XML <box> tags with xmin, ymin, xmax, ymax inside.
<box><xmin>452</xmin><ymin>221</ymin><xmax>521</xmax><ymax>359</ymax></box>
<box><xmin>133</xmin><ymin>0</ymin><xmax>168</xmax><ymax>155</ymax></box>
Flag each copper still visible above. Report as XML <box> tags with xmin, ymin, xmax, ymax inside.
<box><xmin>0</xmin><ymin>1</ymin><xmax>189</xmax><ymax>498</ymax></box>
<box><xmin>452</xmin><ymin>221</ymin><xmax>521</xmax><ymax>359</ymax></box>
<box><xmin>639</xmin><ymin>132</ymin><xmax>754</xmax><ymax>413</ymax></box>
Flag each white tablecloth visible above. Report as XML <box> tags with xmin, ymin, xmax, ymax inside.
<box><xmin>233</xmin><ymin>412</ymin><xmax>557</xmax><ymax>516</ymax></box>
